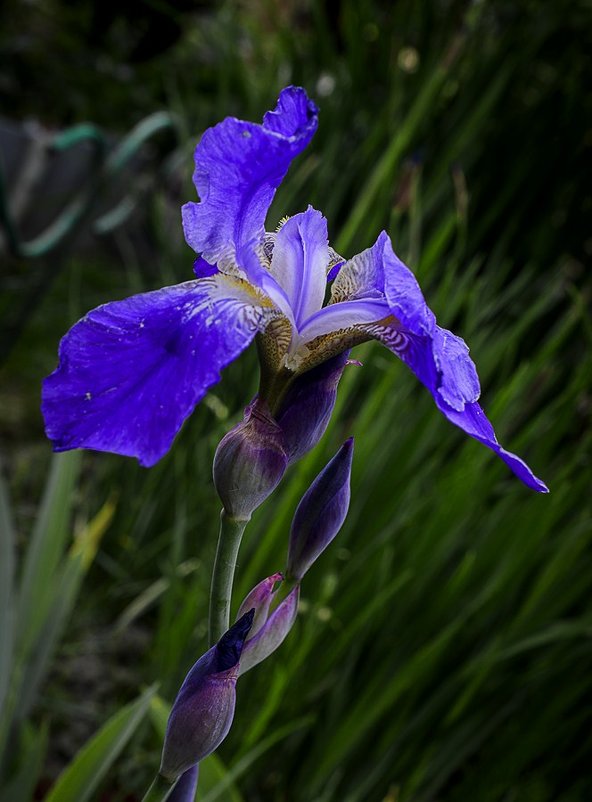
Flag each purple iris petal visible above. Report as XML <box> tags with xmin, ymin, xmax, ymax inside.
<box><xmin>182</xmin><ymin>86</ymin><xmax>318</xmax><ymax>271</ymax></box>
<box><xmin>236</xmin><ymin>240</ymin><xmax>295</xmax><ymax>322</ymax></box>
<box><xmin>193</xmin><ymin>257</ymin><xmax>218</xmax><ymax>278</ymax></box>
<box><xmin>42</xmin><ymin>278</ymin><xmax>276</xmax><ymax>467</ymax></box>
<box><xmin>326</xmin><ymin>260</ymin><xmax>345</xmax><ymax>283</ymax></box>
<box><xmin>354</xmin><ymin>233</ymin><xmax>548</xmax><ymax>492</ymax></box>
<box><xmin>441</xmin><ymin>400</ymin><xmax>548</xmax><ymax>492</ymax></box>
<box><xmin>299</xmin><ymin>297</ymin><xmax>389</xmax><ymax>341</ymax></box>
<box><xmin>270</xmin><ymin>206</ymin><xmax>329</xmax><ymax>328</ymax></box>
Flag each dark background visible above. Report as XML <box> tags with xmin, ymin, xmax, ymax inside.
<box><xmin>1</xmin><ymin>1</ymin><xmax>591</xmax><ymax>801</ymax></box>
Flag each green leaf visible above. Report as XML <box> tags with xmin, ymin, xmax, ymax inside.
<box><xmin>43</xmin><ymin>684</ymin><xmax>156</xmax><ymax>802</ymax></box>
<box><xmin>14</xmin><ymin>496</ymin><xmax>116</xmax><ymax>724</ymax></box>
<box><xmin>0</xmin><ymin>471</ymin><xmax>15</xmax><ymax>718</ymax></box>
<box><xmin>0</xmin><ymin>720</ymin><xmax>48</xmax><ymax>802</ymax></box>
<box><xmin>16</xmin><ymin>452</ymin><xmax>81</xmax><ymax>660</ymax></box>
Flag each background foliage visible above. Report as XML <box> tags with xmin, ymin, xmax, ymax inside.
<box><xmin>1</xmin><ymin>1</ymin><xmax>591</xmax><ymax>800</ymax></box>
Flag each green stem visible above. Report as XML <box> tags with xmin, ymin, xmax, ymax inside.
<box><xmin>209</xmin><ymin>511</ymin><xmax>249</xmax><ymax>645</ymax></box>
<box><xmin>141</xmin><ymin>773</ymin><xmax>176</xmax><ymax>802</ymax></box>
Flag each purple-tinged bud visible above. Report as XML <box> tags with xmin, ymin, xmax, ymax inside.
<box><xmin>287</xmin><ymin>438</ymin><xmax>354</xmax><ymax>581</ymax></box>
<box><xmin>167</xmin><ymin>765</ymin><xmax>199</xmax><ymax>802</ymax></box>
<box><xmin>213</xmin><ymin>400</ymin><xmax>288</xmax><ymax>520</ymax></box>
<box><xmin>236</xmin><ymin>572</ymin><xmax>283</xmax><ymax>638</ymax></box>
<box><xmin>239</xmin><ymin>586</ymin><xmax>300</xmax><ymax>675</ymax></box>
<box><xmin>275</xmin><ymin>351</ymin><xmax>349</xmax><ymax>464</ymax></box>
<box><xmin>160</xmin><ymin>610</ymin><xmax>254</xmax><ymax>782</ymax></box>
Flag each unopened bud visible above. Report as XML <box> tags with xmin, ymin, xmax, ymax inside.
<box><xmin>160</xmin><ymin>610</ymin><xmax>254</xmax><ymax>782</ymax></box>
<box><xmin>276</xmin><ymin>352</ymin><xmax>349</xmax><ymax>464</ymax></box>
<box><xmin>287</xmin><ymin>438</ymin><xmax>354</xmax><ymax>581</ymax></box>
<box><xmin>239</xmin><ymin>585</ymin><xmax>300</xmax><ymax>675</ymax></box>
<box><xmin>213</xmin><ymin>400</ymin><xmax>288</xmax><ymax>520</ymax></box>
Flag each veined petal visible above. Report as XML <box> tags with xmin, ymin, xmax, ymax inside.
<box><xmin>42</xmin><ymin>277</ymin><xmax>278</xmax><ymax>467</ymax></box>
<box><xmin>369</xmin><ymin>321</ymin><xmax>547</xmax><ymax>490</ymax></box>
<box><xmin>299</xmin><ymin>297</ymin><xmax>389</xmax><ymax>342</ymax></box>
<box><xmin>332</xmin><ymin>231</ymin><xmax>434</xmax><ymax>335</ymax></box>
<box><xmin>360</xmin><ymin>232</ymin><xmax>547</xmax><ymax>491</ymax></box>
<box><xmin>236</xmin><ymin>240</ymin><xmax>295</xmax><ymax>324</ymax></box>
<box><xmin>442</xmin><ymin>400</ymin><xmax>549</xmax><ymax>493</ymax></box>
<box><xmin>270</xmin><ymin>207</ymin><xmax>329</xmax><ymax>327</ymax></box>
<box><xmin>330</xmin><ymin>232</ymin><xmax>388</xmax><ymax>302</ymax></box>
<box><xmin>182</xmin><ymin>86</ymin><xmax>318</xmax><ymax>271</ymax></box>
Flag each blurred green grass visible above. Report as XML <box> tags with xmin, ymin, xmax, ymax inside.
<box><xmin>1</xmin><ymin>0</ymin><xmax>591</xmax><ymax>800</ymax></box>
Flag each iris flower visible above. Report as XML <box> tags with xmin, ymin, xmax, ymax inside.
<box><xmin>42</xmin><ymin>86</ymin><xmax>547</xmax><ymax>492</ymax></box>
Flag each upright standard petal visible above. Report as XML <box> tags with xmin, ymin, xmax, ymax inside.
<box><xmin>182</xmin><ymin>86</ymin><xmax>318</xmax><ymax>271</ymax></box>
<box><xmin>42</xmin><ymin>277</ymin><xmax>278</xmax><ymax>467</ymax></box>
<box><xmin>335</xmin><ymin>233</ymin><xmax>547</xmax><ymax>492</ymax></box>
<box><xmin>270</xmin><ymin>207</ymin><xmax>329</xmax><ymax>328</ymax></box>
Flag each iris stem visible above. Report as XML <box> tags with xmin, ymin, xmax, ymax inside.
<box><xmin>141</xmin><ymin>773</ymin><xmax>176</xmax><ymax>802</ymax></box>
<box><xmin>209</xmin><ymin>511</ymin><xmax>249</xmax><ymax>644</ymax></box>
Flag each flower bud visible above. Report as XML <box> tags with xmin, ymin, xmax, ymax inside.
<box><xmin>239</xmin><ymin>585</ymin><xmax>300</xmax><ymax>676</ymax></box>
<box><xmin>236</xmin><ymin>572</ymin><xmax>283</xmax><ymax>638</ymax></box>
<box><xmin>160</xmin><ymin>610</ymin><xmax>254</xmax><ymax>782</ymax></box>
<box><xmin>168</xmin><ymin>766</ymin><xmax>199</xmax><ymax>802</ymax></box>
<box><xmin>286</xmin><ymin>438</ymin><xmax>354</xmax><ymax>581</ymax></box>
<box><xmin>213</xmin><ymin>400</ymin><xmax>288</xmax><ymax>520</ymax></box>
<box><xmin>275</xmin><ymin>351</ymin><xmax>349</xmax><ymax>464</ymax></box>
